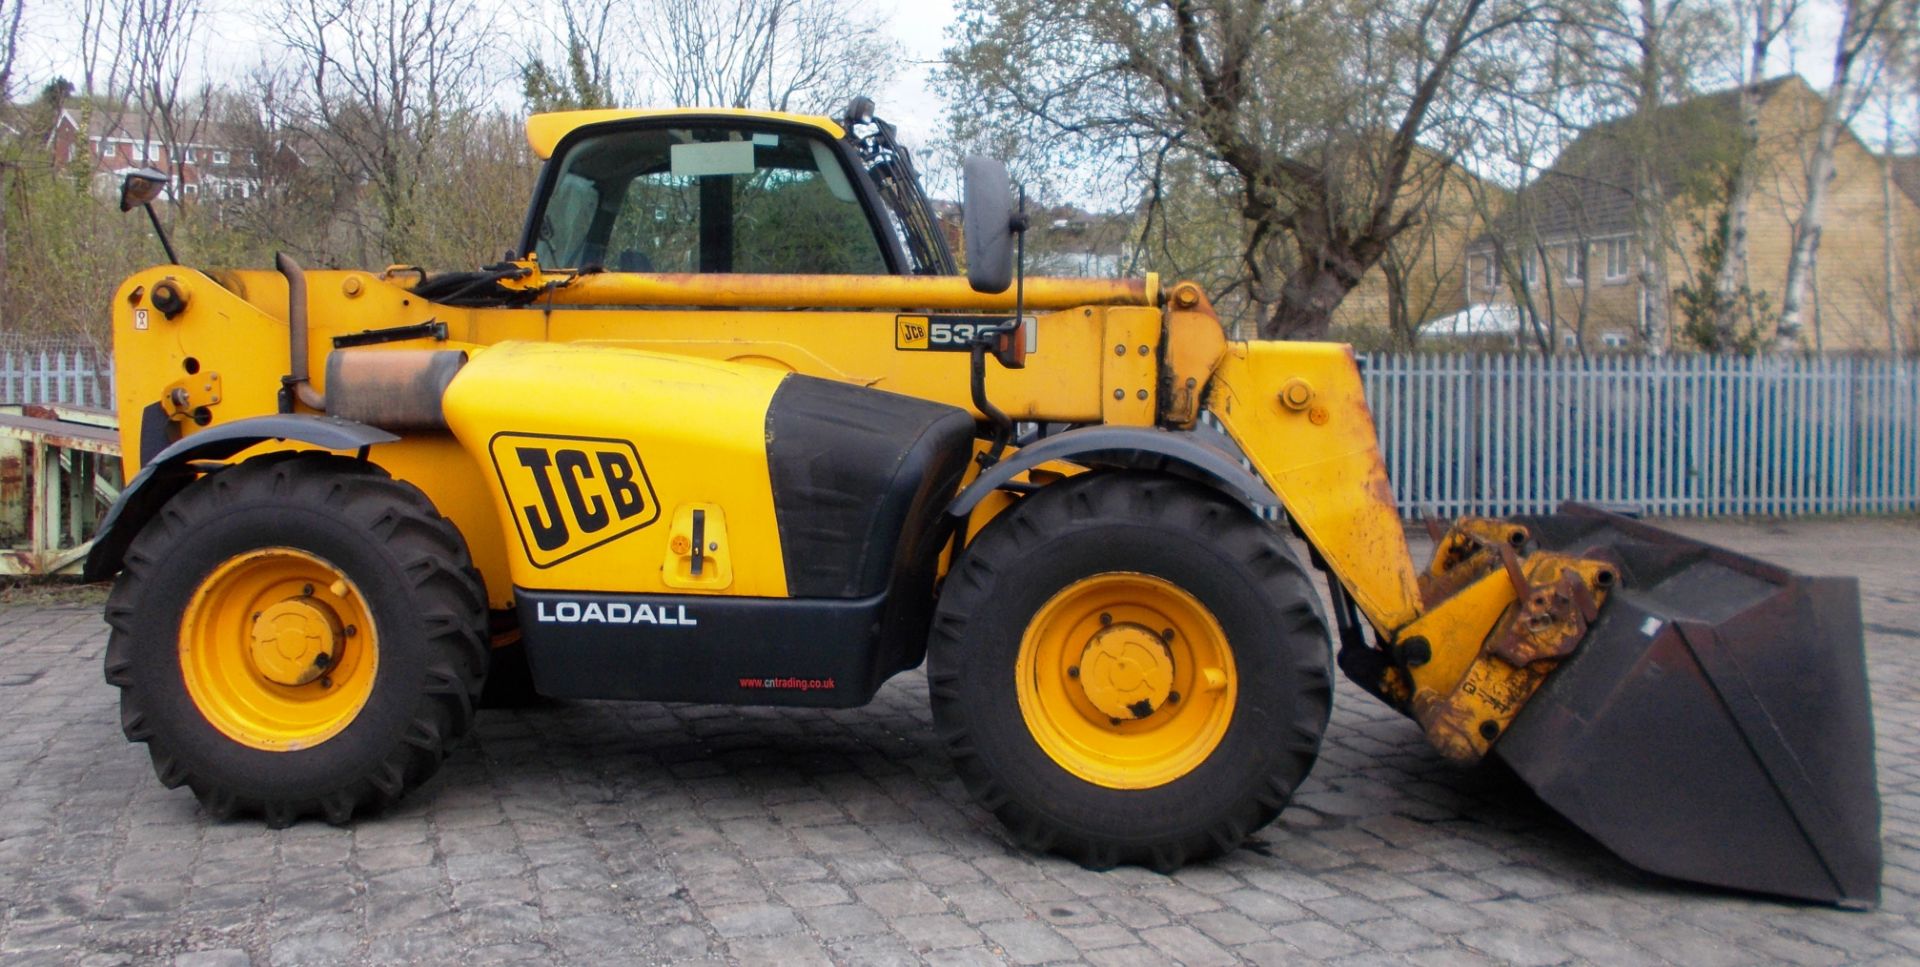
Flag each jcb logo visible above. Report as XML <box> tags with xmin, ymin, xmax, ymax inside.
<box><xmin>488</xmin><ymin>433</ymin><xmax>660</xmax><ymax>568</ymax></box>
<box><xmin>897</xmin><ymin>318</ymin><xmax>927</xmax><ymax>347</ymax></box>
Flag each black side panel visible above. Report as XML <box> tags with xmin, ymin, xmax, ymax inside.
<box><xmin>765</xmin><ymin>376</ymin><xmax>975</xmax><ymax>599</ymax></box>
<box><xmin>516</xmin><ymin>589</ymin><xmax>899</xmax><ymax>708</ymax></box>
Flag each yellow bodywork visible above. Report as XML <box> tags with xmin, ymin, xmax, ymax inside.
<box><xmin>441</xmin><ymin>340</ymin><xmax>791</xmax><ymax>597</ymax></box>
<box><xmin>525</xmin><ymin>107</ymin><xmax>846</xmax><ymax>159</ymax></box>
<box><xmin>107</xmin><ymin>256</ymin><xmax>1613</xmax><ymax>763</ymax></box>
<box><xmin>104</xmin><ymin>108</ymin><xmax>1611</xmax><ymax>766</ymax></box>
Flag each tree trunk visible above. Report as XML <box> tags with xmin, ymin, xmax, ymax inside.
<box><xmin>1712</xmin><ymin>0</ymin><xmax>1775</xmax><ymax>345</ymax></box>
<box><xmin>1883</xmin><ymin>109</ymin><xmax>1902</xmax><ymax>355</ymax></box>
<box><xmin>1629</xmin><ymin>0</ymin><xmax>1672</xmax><ymax>354</ymax></box>
<box><xmin>1574</xmin><ymin>236</ymin><xmax>1593</xmax><ymax>359</ymax></box>
<box><xmin>1383</xmin><ymin>257</ymin><xmax>1413</xmax><ymax>348</ymax></box>
<box><xmin>1263</xmin><ymin>260</ymin><xmax>1357</xmax><ymax>340</ymax></box>
<box><xmin>1780</xmin><ymin>0</ymin><xmax>1876</xmax><ymax>348</ymax></box>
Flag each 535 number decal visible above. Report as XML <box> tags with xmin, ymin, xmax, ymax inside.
<box><xmin>896</xmin><ymin>314</ymin><xmax>1038</xmax><ymax>354</ymax></box>
<box><xmin>488</xmin><ymin>432</ymin><xmax>661</xmax><ymax>568</ymax></box>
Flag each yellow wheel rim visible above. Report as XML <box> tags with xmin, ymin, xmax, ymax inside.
<box><xmin>1016</xmin><ymin>572</ymin><xmax>1237</xmax><ymax>789</ymax></box>
<box><xmin>179</xmin><ymin>548</ymin><xmax>379</xmax><ymax>751</ymax></box>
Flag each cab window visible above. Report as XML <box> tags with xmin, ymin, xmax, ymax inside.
<box><xmin>534</xmin><ymin>124</ymin><xmax>891</xmax><ymax>275</ymax></box>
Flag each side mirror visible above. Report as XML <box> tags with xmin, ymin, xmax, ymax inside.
<box><xmin>119</xmin><ymin>168</ymin><xmax>169</xmax><ymax>212</ymax></box>
<box><xmin>962</xmin><ymin>156</ymin><xmax>1017</xmax><ymax>294</ymax></box>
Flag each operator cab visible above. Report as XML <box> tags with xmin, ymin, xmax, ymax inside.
<box><xmin>518</xmin><ymin>104</ymin><xmax>954</xmax><ymax>280</ymax></box>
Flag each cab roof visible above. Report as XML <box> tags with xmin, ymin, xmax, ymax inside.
<box><xmin>524</xmin><ymin>108</ymin><xmax>848</xmax><ymax>160</ymax></box>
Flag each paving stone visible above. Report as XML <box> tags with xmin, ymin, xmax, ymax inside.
<box><xmin>891</xmin><ymin>912</ymin><xmax>983</xmax><ymax>951</ymax></box>
<box><xmin>980</xmin><ymin>917</ymin><xmax>1078</xmax><ymax>964</ymax></box>
<box><xmin>705</xmin><ymin>901</ymin><xmax>801</xmax><ymax>938</ymax></box>
<box><xmin>1139</xmin><ymin>923</ymin><xmax>1239</xmax><ymax>966</ymax></box>
<box><xmin>728</xmin><ymin>934</ymin><xmax>836</xmax><ymax>966</ymax></box>
<box><xmin>854</xmin><ymin>879</ymin><xmax>947</xmax><ymax>917</ymax></box>
<box><xmin>801</xmin><ymin>903</ymin><xmax>889</xmax><ymax>939</ymax></box>
<box><xmin>171</xmin><ymin>950</ymin><xmax>249</xmax><ymax>967</ymax></box>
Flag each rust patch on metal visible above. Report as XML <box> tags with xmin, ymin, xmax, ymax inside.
<box><xmin>1409</xmin><ymin>550</ymin><xmax>1615</xmax><ymax>764</ymax></box>
<box><xmin>1417</xmin><ymin>517</ymin><xmax>1529</xmax><ymax>608</ymax></box>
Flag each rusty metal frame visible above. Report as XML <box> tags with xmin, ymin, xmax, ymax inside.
<box><xmin>0</xmin><ymin>404</ymin><xmax>121</xmax><ymax>576</ymax></box>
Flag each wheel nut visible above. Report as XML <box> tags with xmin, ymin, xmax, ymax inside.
<box><xmin>301</xmin><ymin>583</ymin><xmax>315</xmax><ymax>597</ymax></box>
<box><xmin>1161</xmin><ymin>628</ymin><xmax>1175</xmax><ymax>640</ymax></box>
<box><xmin>1099</xmin><ymin>613</ymin><xmax>1112</xmax><ymax>626</ymax></box>
<box><xmin>1067</xmin><ymin>665</ymin><xmax>1080</xmax><ymax>678</ymax></box>
<box><xmin>313</xmin><ymin>652</ymin><xmax>331</xmax><ymax>667</ymax></box>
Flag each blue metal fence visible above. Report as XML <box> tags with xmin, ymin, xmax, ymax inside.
<box><xmin>1362</xmin><ymin>353</ymin><xmax>1920</xmax><ymax>518</ymax></box>
<box><xmin>0</xmin><ymin>340</ymin><xmax>114</xmax><ymax>409</ymax></box>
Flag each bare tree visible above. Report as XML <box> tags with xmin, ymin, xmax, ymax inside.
<box><xmin>1707</xmin><ymin>0</ymin><xmax>1800</xmax><ymax>346</ymax></box>
<box><xmin>521</xmin><ymin>0</ymin><xmax>621</xmax><ymax>112</ymax></box>
<box><xmin>1559</xmin><ymin>0</ymin><xmax>1733</xmax><ymax>353</ymax></box>
<box><xmin>943</xmin><ymin>0</ymin><xmax>1551</xmax><ymax>340</ymax></box>
<box><xmin>121</xmin><ymin>0</ymin><xmax>209</xmax><ymax>198</ymax></box>
<box><xmin>271</xmin><ymin>0</ymin><xmax>492</xmax><ymax>263</ymax></box>
<box><xmin>630</xmin><ymin>0</ymin><xmax>897</xmax><ymax>114</ymax></box>
<box><xmin>1777</xmin><ymin>0</ymin><xmax>1906</xmax><ymax>348</ymax></box>
<box><xmin>0</xmin><ymin>0</ymin><xmax>29</xmax><ymax>303</ymax></box>
<box><xmin>0</xmin><ymin>0</ymin><xmax>22</xmax><ymax>104</ymax></box>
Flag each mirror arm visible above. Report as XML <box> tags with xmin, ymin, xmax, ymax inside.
<box><xmin>144</xmin><ymin>204</ymin><xmax>180</xmax><ymax>265</ymax></box>
<box><xmin>970</xmin><ymin>341</ymin><xmax>1014</xmax><ymax>468</ymax></box>
<box><xmin>971</xmin><ymin>190</ymin><xmax>1029</xmax><ymax>470</ymax></box>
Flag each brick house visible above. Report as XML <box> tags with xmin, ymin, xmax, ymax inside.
<box><xmin>41</xmin><ymin>107</ymin><xmax>298</xmax><ymax>204</ymax></box>
<box><xmin>1463</xmin><ymin>75</ymin><xmax>1920</xmax><ymax>354</ymax></box>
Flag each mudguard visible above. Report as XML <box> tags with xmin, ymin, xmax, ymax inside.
<box><xmin>82</xmin><ymin>415</ymin><xmax>399</xmax><ymax>581</ymax></box>
<box><xmin>946</xmin><ymin>425</ymin><xmax>1278</xmax><ymax>518</ymax></box>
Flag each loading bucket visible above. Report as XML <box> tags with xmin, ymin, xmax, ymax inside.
<box><xmin>1493</xmin><ymin>505</ymin><xmax>1879</xmax><ymax>906</ymax></box>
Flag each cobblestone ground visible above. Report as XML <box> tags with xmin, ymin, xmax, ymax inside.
<box><xmin>1</xmin><ymin>517</ymin><xmax>1916</xmax><ymax>966</ymax></box>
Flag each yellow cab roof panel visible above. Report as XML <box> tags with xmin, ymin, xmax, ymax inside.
<box><xmin>525</xmin><ymin>108</ymin><xmax>847</xmax><ymax>160</ymax></box>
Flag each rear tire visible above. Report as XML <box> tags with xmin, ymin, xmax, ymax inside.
<box><xmin>103</xmin><ymin>454</ymin><xmax>488</xmax><ymax>826</ymax></box>
<box><xmin>929</xmin><ymin>472</ymin><xmax>1331</xmax><ymax>870</ymax></box>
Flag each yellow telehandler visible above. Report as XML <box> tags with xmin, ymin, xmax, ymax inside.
<box><xmin>89</xmin><ymin>103</ymin><xmax>1878</xmax><ymax>906</ymax></box>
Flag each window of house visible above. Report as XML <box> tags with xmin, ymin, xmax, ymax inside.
<box><xmin>248</xmin><ymin>151</ymin><xmax>258</xmax><ymax>165</ymax></box>
<box><xmin>1521</xmin><ymin>252</ymin><xmax>1538</xmax><ymax>284</ymax></box>
<box><xmin>1605</xmin><ymin>238</ymin><xmax>1630</xmax><ymax>281</ymax></box>
<box><xmin>182</xmin><ymin>147</ymin><xmax>195</xmax><ymax>164</ymax></box>
<box><xmin>212</xmin><ymin>150</ymin><xmax>229</xmax><ymax>165</ymax></box>
<box><xmin>1601</xmin><ymin>332</ymin><xmax>1629</xmax><ymax>348</ymax></box>
<box><xmin>1483</xmin><ymin>255</ymin><xmax>1500</xmax><ymax>289</ymax></box>
<box><xmin>182</xmin><ymin>183</ymin><xmax>197</xmax><ymax>196</ymax></box>
<box><xmin>1563</xmin><ymin>244</ymin><xmax>1585</xmax><ymax>283</ymax></box>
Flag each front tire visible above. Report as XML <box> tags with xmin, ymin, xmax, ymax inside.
<box><xmin>929</xmin><ymin>472</ymin><xmax>1332</xmax><ymax>870</ymax></box>
<box><xmin>103</xmin><ymin>454</ymin><xmax>488</xmax><ymax>826</ymax></box>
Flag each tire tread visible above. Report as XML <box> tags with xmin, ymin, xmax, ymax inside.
<box><xmin>103</xmin><ymin>454</ymin><xmax>487</xmax><ymax>826</ymax></box>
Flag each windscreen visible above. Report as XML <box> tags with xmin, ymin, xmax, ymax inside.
<box><xmin>535</xmin><ymin>124</ymin><xmax>890</xmax><ymax>275</ymax></box>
